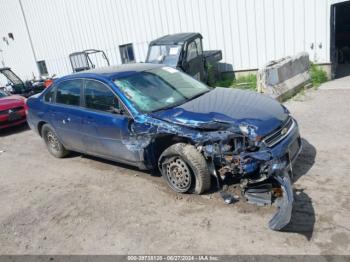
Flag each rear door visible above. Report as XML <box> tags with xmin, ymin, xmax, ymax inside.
<box><xmin>184</xmin><ymin>38</ymin><xmax>206</xmax><ymax>82</ymax></box>
<box><xmin>81</xmin><ymin>79</ymin><xmax>140</xmax><ymax>163</ymax></box>
<box><xmin>49</xmin><ymin>79</ymin><xmax>86</xmax><ymax>151</ymax></box>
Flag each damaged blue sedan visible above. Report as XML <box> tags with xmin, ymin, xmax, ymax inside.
<box><xmin>27</xmin><ymin>63</ymin><xmax>301</xmax><ymax>230</ymax></box>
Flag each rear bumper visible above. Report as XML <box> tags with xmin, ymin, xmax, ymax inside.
<box><xmin>26</xmin><ymin>110</ymin><xmax>40</xmax><ymax>135</ymax></box>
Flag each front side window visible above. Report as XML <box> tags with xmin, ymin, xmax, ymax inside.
<box><xmin>186</xmin><ymin>41</ymin><xmax>198</xmax><ymax>61</ymax></box>
<box><xmin>114</xmin><ymin>67</ymin><xmax>210</xmax><ymax>113</ymax></box>
<box><xmin>56</xmin><ymin>80</ymin><xmax>82</xmax><ymax>106</ymax></box>
<box><xmin>84</xmin><ymin>80</ymin><xmax>119</xmax><ymax>113</ymax></box>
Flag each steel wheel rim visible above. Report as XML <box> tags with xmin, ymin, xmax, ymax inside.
<box><xmin>166</xmin><ymin>157</ymin><xmax>191</xmax><ymax>191</ymax></box>
<box><xmin>47</xmin><ymin>131</ymin><xmax>60</xmax><ymax>152</ymax></box>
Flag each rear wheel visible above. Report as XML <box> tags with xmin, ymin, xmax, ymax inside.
<box><xmin>42</xmin><ymin>124</ymin><xmax>69</xmax><ymax>158</ymax></box>
<box><xmin>159</xmin><ymin>143</ymin><xmax>211</xmax><ymax>194</ymax></box>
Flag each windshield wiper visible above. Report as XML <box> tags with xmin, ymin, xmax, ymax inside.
<box><xmin>186</xmin><ymin>89</ymin><xmax>211</xmax><ymax>102</ymax></box>
<box><xmin>151</xmin><ymin>99</ymin><xmax>188</xmax><ymax>113</ymax></box>
<box><xmin>151</xmin><ymin>90</ymin><xmax>211</xmax><ymax>113</ymax></box>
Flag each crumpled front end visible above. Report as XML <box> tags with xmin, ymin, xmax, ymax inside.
<box><xmin>199</xmin><ymin>116</ymin><xmax>301</xmax><ymax>230</ymax></box>
<box><xmin>127</xmin><ymin>112</ymin><xmax>301</xmax><ymax>230</ymax></box>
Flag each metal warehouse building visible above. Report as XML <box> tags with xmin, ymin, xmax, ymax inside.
<box><xmin>0</xmin><ymin>0</ymin><xmax>350</xmax><ymax>82</ymax></box>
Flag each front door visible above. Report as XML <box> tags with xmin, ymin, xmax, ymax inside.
<box><xmin>81</xmin><ymin>79</ymin><xmax>141</xmax><ymax>164</ymax></box>
<box><xmin>184</xmin><ymin>38</ymin><xmax>206</xmax><ymax>82</ymax></box>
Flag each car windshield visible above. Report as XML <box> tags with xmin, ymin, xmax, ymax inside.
<box><xmin>0</xmin><ymin>90</ymin><xmax>8</xmax><ymax>98</ymax></box>
<box><xmin>114</xmin><ymin>67</ymin><xmax>211</xmax><ymax>113</ymax></box>
<box><xmin>147</xmin><ymin>45</ymin><xmax>181</xmax><ymax>67</ymax></box>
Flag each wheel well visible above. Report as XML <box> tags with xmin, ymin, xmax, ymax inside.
<box><xmin>37</xmin><ymin>121</ymin><xmax>47</xmax><ymax>137</ymax></box>
<box><xmin>145</xmin><ymin>134</ymin><xmax>193</xmax><ymax>169</ymax></box>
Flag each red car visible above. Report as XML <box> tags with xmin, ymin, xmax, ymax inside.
<box><xmin>0</xmin><ymin>90</ymin><xmax>28</xmax><ymax>129</ymax></box>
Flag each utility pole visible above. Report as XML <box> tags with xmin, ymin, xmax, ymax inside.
<box><xmin>18</xmin><ymin>0</ymin><xmax>41</xmax><ymax>76</ymax></box>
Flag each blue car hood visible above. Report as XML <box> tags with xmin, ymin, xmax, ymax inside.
<box><xmin>150</xmin><ymin>88</ymin><xmax>289</xmax><ymax>137</ymax></box>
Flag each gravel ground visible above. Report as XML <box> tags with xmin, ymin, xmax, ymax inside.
<box><xmin>0</xmin><ymin>77</ymin><xmax>350</xmax><ymax>255</ymax></box>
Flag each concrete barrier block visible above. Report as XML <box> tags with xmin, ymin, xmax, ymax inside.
<box><xmin>257</xmin><ymin>52</ymin><xmax>311</xmax><ymax>101</ymax></box>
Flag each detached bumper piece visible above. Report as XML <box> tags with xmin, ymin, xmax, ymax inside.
<box><xmin>268</xmin><ymin>174</ymin><xmax>293</xmax><ymax>230</ymax></box>
<box><xmin>243</xmin><ymin>172</ymin><xmax>293</xmax><ymax>231</ymax></box>
<box><xmin>244</xmin><ymin>183</ymin><xmax>273</xmax><ymax>206</ymax></box>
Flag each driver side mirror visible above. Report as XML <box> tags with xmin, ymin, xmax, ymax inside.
<box><xmin>109</xmin><ymin>106</ymin><xmax>124</xmax><ymax>115</ymax></box>
<box><xmin>108</xmin><ymin>98</ymin><xmax>126</xmax><ymax>115</ymax></box>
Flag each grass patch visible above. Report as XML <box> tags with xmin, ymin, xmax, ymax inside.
<box><xmin>215</xmin><ymin>74</ymin><xmax>257</xmax><ymax>91</ymax></box>
<box><xmin>290</xmin><ymin>87</ymin><xmax>307</xmax><ymax>101</ymax></box>
<box><xmin>310</xmin><ymin>63</ymin><xmax>328</xmax><ymax>88</ymax></box>
<box><xmin>213</xmin><ymin>61</ymin><xmax>326</xmax><ymax>92</ymax></box>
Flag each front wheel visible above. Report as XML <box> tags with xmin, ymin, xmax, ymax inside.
<box><xmin>42</xmin><ymin>124</ymin><xmax>69</xmax><ymax>158</ymax></box>
<box><xmin>159</xmin><ymin>143</ymin><xmax>211</xmax><ymax>194</ymax></box>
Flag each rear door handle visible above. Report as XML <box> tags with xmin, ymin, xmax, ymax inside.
<box><xmin>62</xmin><ymin>117</ymin><xmax>71</xmax><ymax>124</ymax></box>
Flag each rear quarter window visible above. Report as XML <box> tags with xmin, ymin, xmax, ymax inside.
<box><xmin>44</xmin><ymin>86</ymin><xmax>56</xmax><ymax>103</ymax></box>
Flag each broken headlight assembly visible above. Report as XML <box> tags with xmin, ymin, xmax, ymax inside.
<box><xmin>239</xmin><ymin>124</ymin><xmax>262</xmax><ymax>147</ymax></box>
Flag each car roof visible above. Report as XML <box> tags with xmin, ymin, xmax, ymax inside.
<box><xmin>149</xmin><ymin>32</ymin><xmax>202</xmax><ymax>45</ymax></box>
<box><xmin>59</xmin><ymin>63</ymin><xmax>163</xmax><ymax>81</ymax></box>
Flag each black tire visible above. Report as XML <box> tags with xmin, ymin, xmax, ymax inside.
<box><xmin>159</xmin><ymin>143</ymin><xmax>211</xmax><ymax>194</ymax></box>
<box><xmin>42</xmin><ymin>124</ymin><xmax>69</xmax><ymax>158</ymax></box>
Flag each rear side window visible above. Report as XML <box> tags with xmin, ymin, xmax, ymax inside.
<box><xmin>56</xmin><ymin>80</ymin><xmax>82</xmax><ymax>106</ymax></box>
<box><xmin>84</xmin><ymin>80</ymin><xmax>119</xmax><ymax>113</ymax></box>
<box><xmin>44</xmin><ymin>86</ymin><xmax>55</xmax><ymax>103</ymax></box>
